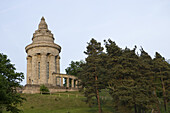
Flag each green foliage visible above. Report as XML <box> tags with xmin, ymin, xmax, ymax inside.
<box><xmin>65</xmin><ymin>60</ymin><xmax>85</xmax><ymax>76</ymax></box>
<box><xmin>40</xmin><ymin>85</ymin><xmax>49</xmax><ymax>93</ymax></box>
<box><xmin>78</xmin><ymin>38</ymin><xmax>105</xmax><ymax>112</ymax></box>
<box><xmin>104</xmin><ymin>41</ymin><xmax>165</xmax><ymax>113</ymax></box>
<box><xmin>153</xmin><ymin>52</ymin><xmax>170</xmax><ymax>112</ymax></box>
<box><xmin>65</xmin><ymin>38</ymin><xmax>170</xmax><ymax>113</ymax></box>
<box><xmin>0</xmin><ymin>53</ymin><xmax>25</xmax><ymax>113</ymax></box>
<box><xmin>104</xmin><ymin>40</ymin><xmax>170</xmax><ymax>113</ymax></box>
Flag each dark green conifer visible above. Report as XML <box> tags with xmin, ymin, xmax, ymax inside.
<box><xmin>78</xmin><ymin>38</ymin><xmax>104</xmax><ymax>113</ymax></box>
<box><xmin>153</xmin><ymin>52</ymin><xmax>170</xmax><ymax>112</ymax></box>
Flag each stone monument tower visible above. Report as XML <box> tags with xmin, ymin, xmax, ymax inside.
<box><xmin>25</xmin><ymin>17</ymin><xmax>61</xmax><ymax>86</ymax></box>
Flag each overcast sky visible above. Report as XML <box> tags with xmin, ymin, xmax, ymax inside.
<box><xmin>0</xmin><ymin>0</ymin><xmax>170</xmax><ymax>85</ymax></box>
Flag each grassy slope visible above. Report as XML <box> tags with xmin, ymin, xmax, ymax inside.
<box><xmin>17</xmin><ymin>91</ymin><xmax>113</xmax><ymax>113</ymax></box>
<box><xmin>4</xmin><ymin>91</ymin><xmax>169</xmax><ymax>113</ymax></box>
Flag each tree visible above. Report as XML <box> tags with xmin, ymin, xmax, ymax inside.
<box><xmin>153</xmin><ymin>52</ymin><xmax>170</xmax><ymax>112</ymax></box>
<box><xmin>76</xmin><ymin>38</ymin><xmax>170</xmax><ymax>113</ymax></box>
<box><xmin>65</xmin><ymin>60</ymin><xmax>85</xmax><ymax>76</ymax></box>
<box><xmin>105</xmin><ymin>41</ymin><xmax>158</xmax><ymax>113</ymax></box>
<box><xmin>78</xmin><ymin>38</ymin><xmax>104</xmax><ymax>113</ymax></box>
<box><xmin>107</xmin><ymin>46</ymin><xmax>140</xmax><ymax>113</ymax></box>
<box><xmin>0</xmin><ymin>53</ymin><xmax>25</xmax><ymax>113</ymax></box>
<box><xmin>104</xmin><ymin>39</ymin><xmax>122</xmax><ymax>88</ymax></box>
<box><xmin>139</xmin><ymin>48</ymin><xmax>160</xmax><ymax>113</ymax></box>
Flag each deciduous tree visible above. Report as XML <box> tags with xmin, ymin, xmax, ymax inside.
<box><xmin>65</xmin><ymin>60</ymin><xmax>85</xmax><ymax>77</ymax></box>
<box><xmin>0</xmin><ymin>53</ymin><xmax>25</xmax><ymax>113</ymax></box>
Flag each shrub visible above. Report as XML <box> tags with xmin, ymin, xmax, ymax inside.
<box><xmin>40</xmin><ymin>85</ymin><xmax>49</xmax><ymax>94</ymax></box>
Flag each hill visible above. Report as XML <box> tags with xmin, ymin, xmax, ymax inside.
<box><xmin>4</xmin><ymin>91</ymin><xmax>113</xmax><ymax>113</ymax></box>
<box><xmin>3</xmin><ymin>91</ymin><xmax>169</xmax><ymax>113</ymax></box>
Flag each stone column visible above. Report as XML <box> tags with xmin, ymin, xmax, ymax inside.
<box><xmin>32</xmin><ymin>54</ymin><xmax>38</xmax><ymax>84</ymax></box>
<box><xmin>75</xmin><ymin>80</ymin><xmax>78</xmax><ymax>88</ymax></box>
<box><xmin>60</xmin><ymin>76</ymin><xmax>63</xmax><ymax>87</ymax></box>
<box><xmin>26</xmin><ymin>56</ymin><xmax>32</xmax><ymax>84</ymax></box>
<box><xmin>56</xmin><ymin>76</ymin><xmax>60</xmax><ymax>86</ymax></box>
<box><xmin>56</xmin><ymin>76</ymin><xmax>58</xmax><ymax>85</ymax></box>
<box><xmin>49</xmin><ymin>54</ymin><xmax>55</xmax><ymax>85</ymax></box>
<box><xmin>40</xmin><ymin>53</ymin><xmax>47</xmax><ymax>84</ymax></box>
<box><xmin>56</xmin><ymin>56</ymin><xmax>60</xmax><ymax>73</ymax></box>
<box><xmin>67</xmin><ymin>77</ymin><xmax>69</xmax><ymax>87</ymax></box>
<box><xmin>71</xmin><ymin>79</ymin><xmax>74</xmax><ymax>88</ymax></box>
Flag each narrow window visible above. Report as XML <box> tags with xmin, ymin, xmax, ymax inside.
<box><xmin>38</xmin><ymin>62</ymin><xmax>40</xmax><ymax>79</ymax></box>
<box><xmin>55</xmin><ymin>56</ymin><xmax>57</xmax><ymax>72</ymax></box>
<box><xmin>47</xmin><ymin>62</ymin><xmax>49</xmax><ymax>79</ymax></box>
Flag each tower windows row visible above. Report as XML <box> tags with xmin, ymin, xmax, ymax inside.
<box><xmin>37</xmin><ymin>62</ymin><xmax>49</xmax><ymax>79</ymax></box>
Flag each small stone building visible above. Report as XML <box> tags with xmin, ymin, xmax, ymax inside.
<box><xmin>23</xmin><ymin>17</ymin><xmax>78</xmax><ymax>93</ymax></box>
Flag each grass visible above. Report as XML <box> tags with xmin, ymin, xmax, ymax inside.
<box><xmin>3</xmin><ymin>90</ymin><xmax>169</xmax><ymax>113</ymax></box>
<box><xmin>12</xmin><ymin>91</ymin><xmax>113</xmax><ymax>113</ymax></box>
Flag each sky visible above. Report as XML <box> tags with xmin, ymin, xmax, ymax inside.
<box><xmin>0</xmin><ymin>0</ymin><xmax>170</xmax><ymax>85</ymax></box>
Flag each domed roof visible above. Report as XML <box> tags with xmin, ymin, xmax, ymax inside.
<box><xmin>25</xmin><ymin>17</ymin><xmax>61</xmax><ymax>53</ymax></box>
<box><xmin>32</xmin><ymin>17</ymin><xmax>54</xmax><ymax>43</ymax></box>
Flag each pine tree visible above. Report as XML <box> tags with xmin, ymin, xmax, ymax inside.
<box><xmin>105</xmin><ymin>41</ymin><xmax>159</xmax><ymax>113</ymax></box>
<box><xmin>113</xmin><ymin>47</ymin><xmax>140</xmax><ymax>113</ymax></box>
<box><xmin>139</xmin><ymin>48</ymin><xmax>160</xmax><ymax>113</ymax></box>
<box><xmin>104</xmin><ymin>39</ymin><xmax>122</xmax><ymax>88</ymax></box>
<box><xmin>78</xmin><ymin>38</ymin><xmax>104</xmax><ymax>113</ymax></box>
<box><xmin>153</xmin><ymin>52</ymin><xmax>170</xmax><ymax>112</ymax></box>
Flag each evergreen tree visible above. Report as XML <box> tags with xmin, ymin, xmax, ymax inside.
<box><xmin>104</xmin><ymin>39</ymin><xmax>122</xmax><ymax>88</ymax></box>
<box><xmin>105</xmin><ymin>41</ymin><xmax>158</xmax><ymax>113</ymax></box>
<box><xmin>108</xmin><ymin>47</ymin><xmax>140</xmax><ymax>113</ymax></box>
<box><xmin>78</xmin><ymin>38</ymin><xmax>104</xmax><ymax>113</ymax></box>
<box><xmin>139</xmin><ymin>48</ymin><xmax>160</xmax><ymax>113</ymax></box>
<box><xmin>0</xmin><ymin>53</ymin><xmax>25</xmax><ymax>113</ymax></box>
<box><xmin>153</xmin><ymin>52</ymin><xmax>170</xmax><ymax>112</ymax></box>
<box><xmin>77</xmin><ymin>38</ymin><xmax>170</xmax><ymax>113</ymax></box>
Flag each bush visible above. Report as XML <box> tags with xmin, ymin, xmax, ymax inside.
<box><xmin>40</xmin><ymin>85</ymin><xmax>49</xmax><ymax>94</ymax></box>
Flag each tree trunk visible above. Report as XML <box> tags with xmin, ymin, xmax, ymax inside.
<box><xmin>138</xmin><ymin>107</ymin><xmax>141</xmax><ymax>113</ymax></box>
<box><xmin>0</xmin><ymin>107</ymin><xmax>2</xmax><ymax>113</ymax></box>
<box><xmin>153</xmin><ymin>88</ymin><xmax>161</xmax><ymax>113</ymax></box>
<box><xmin>160</xmin><ymin>75</ymin><xmax>167</xmax><ymax>111</ymax></box>
<box><xmin>95</xmin><ymin>75</ymin><xmax>102</xmax><ymax>113</ymax></box>
<box><xmin>134</xmin><ymin>104</ymin><xmax>137</xmax><ymax>113</ymax></box>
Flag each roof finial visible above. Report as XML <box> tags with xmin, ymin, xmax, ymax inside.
<box><xmin>38</xmin><ymin>16</ymin><xmax>48</xmax><ymax>29</ymax></box>
<box><xmin>41</xmin><ymin>16</ymin><xmax>45</xmax><ymax>20</ymax></box>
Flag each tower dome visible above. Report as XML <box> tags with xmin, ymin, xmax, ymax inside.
<box><xmin>32</xmin><ymin>17</ymin><xmax>55</xmax><ymax>43</ymax></box>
